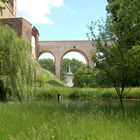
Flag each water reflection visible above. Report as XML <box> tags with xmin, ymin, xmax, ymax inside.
<box><xmin>43</xmin><ymin>98</ymin><xmax>140</xmax><ymax>117</ymax></box>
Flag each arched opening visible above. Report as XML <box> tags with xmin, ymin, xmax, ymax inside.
<box><xmin>38</xmin><ymin>51</ymin><xmax>55</xmax><ymax>74</ymax></box>
<box><xmin>61</xmin><ymin>50</ymin><xmax>88</xmax><ymax>82</ymax></box>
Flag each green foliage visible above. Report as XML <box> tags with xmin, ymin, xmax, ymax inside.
<box><xmin>36</xmin><ymin>71</ymin><xmax>47</xmax><ymax>87</ymax></box>
<box><xmin>61</xmin><ymin>58</ymin><xmax>86</xmax><ymax>80</ymax></box>
<box><xmin>92</xmin><ymin>69</ymin><xmax>113</xmax><ymax>87</ymax></box>
<box><xmin>36</xmin><ymin>69</ymin><xmax>64</xmax><ymax>88</ymax></box>
<box><xmin>126</xmin><ymin>45</ymin><xmax>140</xmax><ymax>86</ymax></box>
<box><xmin>0</xmin><ymin>25</ymin><xmax>36</xmax><ymax>100</ymax></box>
<box><xmin>73</xmin><ymin>67</ymin><xmax>97</xmax><ymax>87</ymax></box>
<box><xmin>107</xmin><ymin>0</ymin><xmax>140</xmax><ymax>48</ymax></box>
<box><xmin>88</xmin><ymin>20</ymin><xmax>140</xmax><ymax>107</ymax></box>
<box><xmin>36</xmin><ymin>86</ymin><xmax>140</xmax><ymax>99</ymax></box>
<box><xmin>87</xmin><ymin>0</ymin><xmax>140</xmax><ymax>107</ymax></box>
<box><xmin>38</xmin><ymin>58</ymin><xmax>55</xmax><ymax>74</ymax></box>
<box><xmin>38</xmin><ymin>58</ymin><xmax>86</xmax><ymax>81</ymax></box>
<box><xmin>106</xmin><ymin>0</ymin><xmax>140</xmax><ymax>87</ymax></box>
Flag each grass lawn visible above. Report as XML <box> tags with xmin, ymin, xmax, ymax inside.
<box><xmin>0</xmin><ymin>99</ymin><xmax>140</xmax><ymax>140</ymax></box>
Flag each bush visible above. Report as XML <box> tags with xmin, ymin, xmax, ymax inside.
<box><xmin>73</xmin><ymin>68</ymin><xmax>97</xmax><ymax>87</ymax></box>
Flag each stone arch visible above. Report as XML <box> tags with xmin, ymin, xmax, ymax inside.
<box><xmin>38</xmin><ymin>40</ymin><xmax>95</xmax><ymax>79</ymax></box>
<box><xmin>37</xmin><ymin>50</ymin><xmax>56</xmax><ymax>74</ymax></box>
<box><xmin>61</xmin><ymin>48</ymin><xmax>89</xmax><ymax>66</ymax></box>
<box><xmin>37</xmin><ymin>50</ymin><xmax>56</xmax><ymax>61</ymax></box>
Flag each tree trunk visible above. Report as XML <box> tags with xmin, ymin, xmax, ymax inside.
<box><xmin>113</xmin><ymin>82</ymin><xmax>124</xmax><ymax>113</ymax></box>
<box><xmin>118</xmin><ymin>94</ymin><xmax>123</xmax><ymax>109</ymax></box>
<box><xmin>0</xmin><ymin>80</ymin><xmax>7</xmax><ymax>101</ymax></box>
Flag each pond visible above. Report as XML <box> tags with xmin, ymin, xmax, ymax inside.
<box><xmin>45</xmin><ymin>97</ymin><xmax>140</xmax><ymax>114</ymax></box>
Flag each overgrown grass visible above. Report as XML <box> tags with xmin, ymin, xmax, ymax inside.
<box><xmin>0</xmin><ymin>100</ymin><xmax>140</xmax><ymax>140</ymax></box>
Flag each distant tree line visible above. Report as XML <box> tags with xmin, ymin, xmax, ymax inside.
<box><xmin>38</xmin><ymin>58</ymin><xmax>87</xmax><ymax>81</ymax></box>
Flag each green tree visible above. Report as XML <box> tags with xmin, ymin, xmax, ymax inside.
<box><xmin>73</xmin><ymin>68</ymin><xmax>97</xmax><ymax>87</ymax></box>
<box><xmin>61</xmin><ymin>58</ymin><xmax>86</xmax><ymax>80</ymax></box>
<box><xmin>106</xmin><ymin>0</ymin><xmax>140</xmax><ymax>86</ymax></box>
<box><xmin>0</xmin><ymin>25</ymin><xmax>35</xmax><ymax>101</ymax></box>
<box><xmin>39</xmin><ymin>59</ymin><xmax>55</xmax><ymax>74</ymax></box>
<box><xmin>87</xmin><ymin>0</ymin><xmax>140</xmax><ymax>107</ymax></box>
<box><xmin>126</xmin><ymin>45</ymin><xmax>140</xmax><ymax>86</ymax></box>
<box><xmin>106</xmin><ymin>0</ymin><xmax>140</xmax><ymax>48</ymax></box>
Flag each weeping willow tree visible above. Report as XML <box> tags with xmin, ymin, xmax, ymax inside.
<box><xmin>0</xmin><ymin>24</ymin><xmax>36</xmax><ymax>101</ymax></box>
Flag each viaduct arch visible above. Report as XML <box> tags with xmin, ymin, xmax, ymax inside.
<box><xmin>38</xmin><ymin>40</ymin><xmax>96</xmax><ymax>79</ymax></box>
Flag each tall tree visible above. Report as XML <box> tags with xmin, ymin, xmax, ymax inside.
<box><xmin>87</xmin><ymin>0</ymin><xmax>140</xmax><ymax>107</ymax></box>
<box><xmin>107</xmin><ymin>0</ymin><xmax>140</xmax><ymax>48</ymax></box>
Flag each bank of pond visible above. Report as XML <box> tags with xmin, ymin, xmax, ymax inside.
<box><xmin>35</xmin><ymin>87</ymin><xmax>140</xmax><ymax>100</ymax></box>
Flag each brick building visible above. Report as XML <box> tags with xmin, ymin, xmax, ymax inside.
<box><xmin>0</xmin><ymin>0</ymin><xmax>39</xmax><ymax>59</ymax></box>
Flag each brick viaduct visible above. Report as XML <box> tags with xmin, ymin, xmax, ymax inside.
<box><xmin>38</xmin><ymin>40</ymin><xmax>96</xmax><ymax>79</ymax></box>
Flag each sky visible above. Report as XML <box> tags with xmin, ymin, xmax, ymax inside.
<box><xmin>17</xmin><ymin>0</ymin><xmax>107</xmax><ymax>62</ymax></box>
<box><xmin>17</xmin><ymin>0</ymin><xmax>107</xmax><ymax>41</ymax></box>
<box><xmin>38</xmin><ymin>52</ymin><xmax>87</xmax><ymax>63</ymax></box>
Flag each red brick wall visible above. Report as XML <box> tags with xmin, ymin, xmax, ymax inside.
<box><xmin>0</xmin><ymin>18</ymin><xmax>32</xmax><ymax>43</ymax></box>
<box><xmin>21</xmin><ymin>19</ymin><xmax>32</xmax><ymax>43</ymax></box>
<box><xmin>32</xmin><ymin>27</ymin><xmax>39</xmax><ymax>58</ymax></box>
